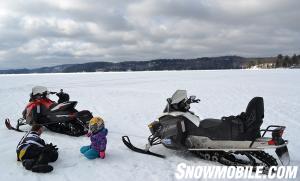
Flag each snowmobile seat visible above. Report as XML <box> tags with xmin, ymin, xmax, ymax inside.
<box><xmin>199</xmin><ymin>119</ymin><xmax>222</xmax><ymax>128</ymax></box>
<box><xmin>183</xmin><ymin>117</ymin><xmax>232</xmax><ymax>140</ymax></box>
<box><xmin>184</xmin><ymin>97</ymin><xmax>264</xmax><ymax>141</ymax></box>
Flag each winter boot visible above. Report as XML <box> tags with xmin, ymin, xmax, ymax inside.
<box><xmin>29</xmin><ymin>148</ymin><xmax>54</xmax><ymax>173</ymax></box>
<box><xmin>22</xmin><ymin>159</ymin><xmax>36</xmax><ymax>170</ymax></box>
<box><xmin>31</xmin><ymin>164</ymin><xmax>53</xmax><ymax>173</ymax></box>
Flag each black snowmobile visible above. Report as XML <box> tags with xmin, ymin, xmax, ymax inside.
<box><xmin>5</xmin><ymin>86</ymin><xmax>93</xmax><ymax>136</ymax></box>
<box><xmin>122</xmin><ymin>90</ymin><xmax>290</xmax><ymax>171</ymax></box>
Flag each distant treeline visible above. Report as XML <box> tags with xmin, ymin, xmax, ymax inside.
<box><xmin>244</xmin><ymin>54</ymin><xmax>300</xmax><ymax>69</ymax></box>
<box><xmin>0</xmin><ymin>56</ymin><xmax>245</xmax><ymax>74</ymax></box>
<box><xmin>1</xmin><ymin>54</ymin><xmax>299</xmax><ymax>74</ymax></box>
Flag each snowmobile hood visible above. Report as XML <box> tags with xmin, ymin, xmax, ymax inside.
<box><xmin>170</xmin><ymin>90</ymin><xmax>188</xmax><ymax>104</ymax></box>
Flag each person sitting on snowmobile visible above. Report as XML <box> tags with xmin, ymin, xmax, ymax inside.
<box><xmin>16</xmin><ymin>124</ymin><xmax>58</xmax><ymax>173</ymax></box>
<box><xmin>22</xmin><ymin>86</ymin><xmax>70</xmax><ymax>125</ymax></box>
<box><xmin>80</xmin><ymin>117</ymin><xmax>108</xmax><ymax>159</ymax></box>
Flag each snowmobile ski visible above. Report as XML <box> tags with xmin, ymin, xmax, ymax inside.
<box><xmin>5</xmin><ymin>118</ymin><xmax>25</xmax><ymax>132</ymax></box>
<box><xmin>5</xmin><ymin>117</ymin><xmax>65</xmax><ymax>132</ymax></box>
<box><xmin>122</xmin><ymin>136</ymin><xmax>165</xmax><ymax>158</ymax></box>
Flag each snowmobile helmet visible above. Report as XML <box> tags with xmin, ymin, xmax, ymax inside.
<box><xmin>89</xmin><ymin>117</ymin><xmax>104</xmax><ymax>133</ymax></box>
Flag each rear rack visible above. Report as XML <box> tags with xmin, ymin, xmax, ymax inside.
<box><xmin>261</xmin><ymin>125</ymin><xmax>286</xmax><ymax>137</ymax></box>
<box><xmin>249</xmin><ymin>125</ymin><xmax>286</xmax><ymax>148</ymax></box>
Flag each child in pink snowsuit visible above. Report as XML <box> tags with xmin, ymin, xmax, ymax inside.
<box><xmin>80</xmin><ymin>117</ymin><xmax>107</xmax><ymax>159</ymax></box>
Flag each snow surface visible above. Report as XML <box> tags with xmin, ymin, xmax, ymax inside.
<box><xmin>0</xmin><ymin>69</ymin><xmax>299</xmax><ymax>181</ymax></box>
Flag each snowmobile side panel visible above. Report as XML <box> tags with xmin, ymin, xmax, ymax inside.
<box><xmin>185</xmin><ymin>136</ymin><xmax>288</xmax><ymax>150</ymax></box>
<box><xmin>50</xmin><ymin>101</ymin><xmax>77</xmax><ymax>112</ymax></box>
<box><xmin>156</xmin><ymin>115</ymin><xmax>187</xmax><ymax>149</ymax></box>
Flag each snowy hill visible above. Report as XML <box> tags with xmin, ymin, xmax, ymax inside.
<box><xmin>0</xmin><ymin>69</ymin><xmax>299</xmax><ymax>181</ymax></box>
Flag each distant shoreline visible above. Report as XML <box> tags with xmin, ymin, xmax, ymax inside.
<box><xmin>1</xmin><ymin>55</ymin><xmax>299</xmax><ymax>74</ymax></box>
<box><xmin>0</xmin><ymin>68</ymin><xmax>299</xmax><ymax>76</ymax></box>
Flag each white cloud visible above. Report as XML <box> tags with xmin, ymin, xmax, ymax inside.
<box><xmin>0</xmin><ymin>0</ymin><xmax>299</xmax><ymax>69</ymax></box>
<box><xmin>18</xmin><ymin>38</ymin><xmax>50</xmax><ymax>54</ymax></box>
<box><xmin>46</xmin><ymin>0</ymin><xmax>90</xmax><ymax>11</ymax></box>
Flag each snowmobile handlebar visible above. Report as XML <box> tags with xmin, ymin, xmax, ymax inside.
<box><xmin>186</xmin><ymin>96</ymin><xmax>200</xmax><ymax>104</ymax></box>
<box><xmin>48</xmin><ymin>89</ymin><xmax>65</xmax><ymax>95</ymax></box>
<box><xmin>30</xmin><ymin>89</ymin><xmax>69</xmax><ymax>102</ymax></box>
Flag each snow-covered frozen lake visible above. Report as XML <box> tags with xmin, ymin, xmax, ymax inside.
<box><xmin>0</xmin><ymin>69</ymin><xmax>299</xmax><ymax>181</ymax></box>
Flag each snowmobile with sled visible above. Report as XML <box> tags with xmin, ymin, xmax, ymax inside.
<box><xmin>122</xmin><ymin>90</ymin><xmax>290</xmax><ymax>172</ymax></box>
<box><xmin>5</xmin><ymin>86</ymin><xmax>93</xmax><ymax>136</ymax></box>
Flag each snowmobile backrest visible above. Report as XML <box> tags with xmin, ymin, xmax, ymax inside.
<box><xmin>243</xmin><ymin>97</ymin><xmax>264</xmax><ymax>140</ymax></box>
<box><xmin>57</xmin><ymin>92</ymin><xmax>70</xmax><ymax>103</ymax></box>
<box><xmin>245</xmin><ymin>97</ymin><xmax>264</xmax><ymax>121</ymax></box>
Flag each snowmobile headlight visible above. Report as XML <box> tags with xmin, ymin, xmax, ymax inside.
<box><xmin>148</xmin><ymin>121</ymin><xmax>161</xmax><ymax>135</ymax></box>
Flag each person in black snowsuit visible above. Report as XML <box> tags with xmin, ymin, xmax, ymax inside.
<box><xmin>16</xmin><ymin>124</ymin><xmax>59</xmax><ymax>173</ymax></box>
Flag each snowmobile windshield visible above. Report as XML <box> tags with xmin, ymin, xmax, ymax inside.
<box><xmin>164</xmin><ymin>90</ymin><xmax>189</xmax><ymax>112</ymax></box>
<box><xmin>170</xmin><ymin>90</ymin><xmax>188</xmax><ymax>104</ymax></box>
<box><xmin>32</xmin><ymin>86</ymin><xmax>48</xmax><ymax>96</ymax></box>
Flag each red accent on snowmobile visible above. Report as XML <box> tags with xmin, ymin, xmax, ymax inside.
<box><xmin>268</xmin><ymin>139</ymin><xmax>275</xmax><ymax>145</ymax></box>
<box><xmin>25</xmin><ymin>98</ymin><xmax>54</xmax><ymax>115</ymax></box>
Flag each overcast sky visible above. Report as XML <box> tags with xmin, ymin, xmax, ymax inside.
<box><xmin>0</xmin><ymin>0</ymin><xmax>299</xmax><ymax>69</ymax></box>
